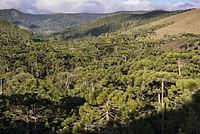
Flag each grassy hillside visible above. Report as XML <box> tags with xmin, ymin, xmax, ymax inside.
<box><xmin>0</xmin><ymin>9</ymin><xmax>107</xmax><ymax>33</ymax></box>
<box><xmin>53</xmin><ymin>10</ymin><xmax>176</xmax><ymax>40</ymax></box>
<box><xmin>125</xmin><ymin>9</ymin><xmax>200</xmax><ymax>39</ymax></box>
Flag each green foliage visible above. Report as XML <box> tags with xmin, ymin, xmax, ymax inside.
<box><xmin>0</xmin><ymin>15</ymin><xmax>200</xmax><ymax>134</ymax></box>
<box><xmin>0</xmin><ymin>9</ymin><xmax>106</xmax><ymax>33</ymax></box>
<box><xmin>53</xmin><ymin>10</ymin><xmax>175</xmax><ymax>40</ymax></box>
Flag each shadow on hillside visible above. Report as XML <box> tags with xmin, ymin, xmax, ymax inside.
<box><xmin>86</xmin><ymin>91</ymin><xmax>200</xmax><ymax>134</ymax></box>
<box><xmin>1</xmin><ymin>91</ymin><xmax>200</xmax><ymax>134</ymax></box>
<box><xmin>0</xmin><ymin>93</ymin><xmax>85</xmax><ymax>134</ymax></box>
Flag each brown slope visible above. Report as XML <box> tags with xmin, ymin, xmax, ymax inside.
<box><xmin>125</xmin><ymin>9</ymin><xmax>200</xmax><ymax>39</ymax></box>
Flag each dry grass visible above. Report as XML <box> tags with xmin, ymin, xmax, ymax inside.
<box><xmin>125</xmin><ymin>9</ymin><xmax>200</xmax><ymax>39</ymax></box>
<box><xmin>160</xmin><ymin>38</ymin><xmax>187</xmax><ymax>51</ymax></box>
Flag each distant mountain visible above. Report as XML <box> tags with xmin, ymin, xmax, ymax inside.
<box><xmin>0</xmin><ymin>8</ymin><xmax>191</xmax><ymax>40</ymax></box>
<box><xmin>52</xmin><ymin>10</ymin><xmax>175</xmax><ymax>40</ymax></box>
<box><xmin>0</xmin><ymin>9</ymin><xmax>107</xmax><ymax>33</ymax></box>
<box><xmin>124</xmin><ymin>9</ymin><xmax>200</xmax><ymax>39</ymax></box>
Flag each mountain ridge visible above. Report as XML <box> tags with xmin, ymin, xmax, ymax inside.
<box><xmin>52</xmin><ymin>10</ymin><xmax>176</xmax><ymax>40</ymax></box>
<box><xmin>0</xmin><ymin>9</ymin><xmax>108</xmax><ymax>33</ymax></box>
<box><xmin>124</xmin><ymin>8</ymin><xmax>200</xmax><ymax>39</ymax></box>
<box><xmin>0</xmin><ymin>9</ymin><xmax>180</xmax><ymax>34</ymax></box>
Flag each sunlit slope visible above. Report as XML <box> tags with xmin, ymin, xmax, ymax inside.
<box><xmin>53</xmin><ymin>10</ymin><xmax>174</xmax><ymax>40</ymax></box>
<box><xmin>0</xmin><ymin>20</ymin><xmax>32</xmax><ymax>45</ymax></box>
<box><xmin>125</xmin><ymin>9</ymin><xmax>200</xmax><ymax>38</ymax></box>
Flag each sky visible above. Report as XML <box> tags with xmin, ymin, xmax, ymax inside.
<box><xmin>0</xmin><ymin>0</ymin><xmax>199</xmax><ymax>14</ymax></box>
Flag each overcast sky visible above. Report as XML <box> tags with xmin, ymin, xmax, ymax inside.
<box><xmin>0</xmin><ymin>0</ymin><xmax>199</xmax><ymax>14</ymax></box>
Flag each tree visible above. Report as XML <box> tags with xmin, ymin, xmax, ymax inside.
<box><xmin>143</xmin><ymin>72</ymin><xmax>179</xmax><ymax>134</ymax></box>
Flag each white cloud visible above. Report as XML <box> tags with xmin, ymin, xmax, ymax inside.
<box><xmin>0</xmin><ymin>0</ymin><xmax>39</xmax><ymax>13</ymax></box>
<box><xmin>34</xmin><ymin>0</ymin><xmax>152</xmax><ymax>13</ymax></box>
<box><xmin>157</xmin><ymin>1</ymin><xmax>200</xmax><ymax>11</ymax></box>
<box><xmin>162</xmin><ymin>2</ymin><xmax>195</xmax><ymax>10</ymax></box>
<box><xmin>190</xmin><ymin>0</ymin><xmax>199</xmax><ymax>3</ymax></box>
<box><xmin>0</xmin><ymin>0</ymin><xmax>199</xmax><ymax>13</ymax></box>
<box><xmin>0</xmin><ymin>0</ymin><xmax>22</xmax><ymax>9</ymax></box>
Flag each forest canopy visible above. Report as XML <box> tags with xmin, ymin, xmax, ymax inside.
<box><xmin>0</xmin><ymin>9</ymin><xmax>200</xmax><ymax>134</ymax></box>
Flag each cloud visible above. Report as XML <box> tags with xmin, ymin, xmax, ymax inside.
<box><xmin>162</xmin><ymin>2</ymin><xmax>196</xmax><ymax>10</ymax></box>
<box><xmin>0</xmin><ymin>0</ymin><xmax>40</xmax><ymax>13</ymax></box>
<box><xmin>153</xmin><ymin>0</ymin><xmax>200</xmax><ymax>11</ymax></box>
<box><xmin>34</xmin><ymin>0</ymin><xmax>152</xmax><ymax>13</ymax></box>
<box><xmin>190</xmin><ymin>0</ymin><xmax>199</xmax><ymax>3</ymax></box>
<box><xmin>0</xmin><ymin>0</ymin><xmax>152</xmax><ymax>13</ymax></box>
<box><xmin>0</xmin><ymin>0</ymin><xmax>199</xmax><ymax>14</ymax></box>
<box><xmin>0</xmin><ymin>0</ymin><xmax>22</xmax><ymax>9</ymax></box>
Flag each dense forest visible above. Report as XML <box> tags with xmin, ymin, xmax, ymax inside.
<box><xmin>0</xmin><ymin>9</ymin><xmax>200</xmax><ymax>134</ymax></box>
<box><xmin>0</xmin><ymin>9</ymin><xmax>107</xmax><ymax>33</ymax></box>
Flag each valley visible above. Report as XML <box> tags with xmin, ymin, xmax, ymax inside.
<box><xmin>0</xmin><ymin>8</ymin><xmax>200</xmax><ymax>134</ymax></box>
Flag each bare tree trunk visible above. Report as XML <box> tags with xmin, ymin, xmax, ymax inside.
<box><xmin>33</xmin><ymin>104</ymin><xmax>37</xmax><ymax>134</ymax></box>
<box><xmin>35</xmin><ymin>58</ymin><xmax>38</xmax><ymax>77</ymax></box>
<box><xmin>158</xmin><ymin>93</ymin><xmax>161</xmax><ymax>103</ymax></box>
<box><xmin>161</xmin><ymin>79</ymin><xmax>164</xmax><ymax>134</ymax></box>
<box><xmin>106</xmin><ymin>101</ymin><xmax>110</xmax><ymax>122</ymax></box>
<box><xmin>0</xmin><ymin>78</ymin><xmax>3</xmax><ymax>95</ymax></box>
<box><xmin>34</xmin><ymin>119</ymin><xmax>37</xmax><ymax>134</ymax></box>
<box><xmin>91</xmin><ymin>81</ymin><xmax>94</xmax><ymax>93</ymax></box>
<box><xmin>161</xmin><ymin>79</ymin><xmax>164</xmax><ymax>108</ymax></box>
<box><xmin>177</xmin><ymin>59</ymin><xmax>181</xmax><ymax>76</ymax></box>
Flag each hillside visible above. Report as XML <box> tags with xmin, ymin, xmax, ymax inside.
<box><xmin>0</xmin><ymin>9</ymin><xmax>107</xmax><ymax>33</ymax></box>
<box><xmin>1</xmin><ymin>9</ymin><xmax>200</xmax><ymax>134</ymax></box>
<box><xmin>125</xmin><ymin>9</ymin><xmax>200</xmax><ymax>39</ymax></box>
<box><xmin>0</xmin><ymin>20</ymin><xmax>32</xmax><ymax>46</ymax></box>
<box><xmin>52</xmin><ymin>10</ymin><xmax>175</xmax><ymax>40</ymax></box>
